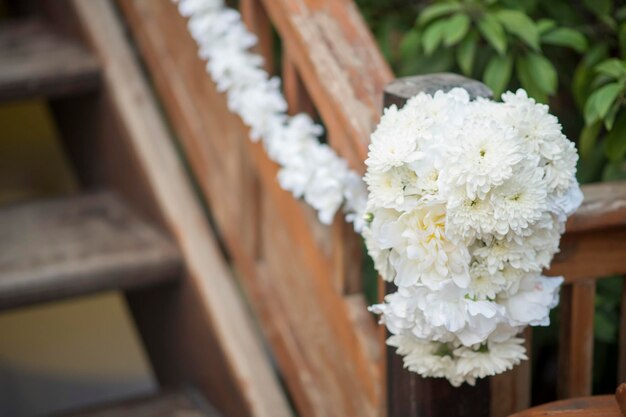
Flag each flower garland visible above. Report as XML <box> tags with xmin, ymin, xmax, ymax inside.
<box><xmin>366</xmin><ymin>89</ymin><xmax>582</xmax><ymax>386</ymax></box>
<box><xmin>176</xmin><ymin>0</ymin><xmax>583</xmax><ymax>386</ymax></box>
<box><xmin>176</xmin><ymin>0</ymin><xmax>368</xmax><ymax>231</ymax></box>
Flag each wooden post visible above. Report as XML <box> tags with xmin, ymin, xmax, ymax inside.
<box><xmin>383</xmin><ymin>73</ymin><xmax>493</xmax><ymax>417</ymax></box>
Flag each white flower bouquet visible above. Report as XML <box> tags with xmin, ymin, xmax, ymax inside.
<box><xmin>365</xmin><ymin>88</ymin><xmax>582</xmax><ymax>386</ymax></box>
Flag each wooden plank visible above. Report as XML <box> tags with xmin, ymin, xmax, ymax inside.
<box><xmin>510</xmin><ymin>395</ymin><xmax>620</xmax><ymax>417</ymax></box>
<box><xmin>566</xmin><ymin>181</ymin><xmax>626</xmax><ymax>234</ymax></box>
<box><xmin>117</xmin><ymin>1</ymin><xmax>381</xmax><ymax>416</ymax></box>
<box><xmin>260</xmin><ymin>0</ymin><xmax>393</xmax><ymax>173</ymax></box>
<box><xmin>60</xmin><ymin>1</ymin><xmax>294</xmax><ymax>417</ymax></box>
<box><xmin>0</xmin><ymin>19</ymin><xmax>100</xmax><ymax>101</ymax></box>
<box><xmin>240</xmin><ymin>0</ymin><xmax>275</xmax><ymax>74</ymax></box>
<box><xmin>619</xmin><ymin>279</ymin><xmax>626</xmax><ymax>384</ymax></box>
<box><xmin>62</xmin><ymin>389</ymin><xmax>221</xmax><ymax>417</ymax></box>
<box><xmin>547</xmin><ymin>228</ymin><xmax>626</xmax><ymax>283</ymax></box>
<box><xmin>0</xmin><ymin>192</ymin><xmax>181</xmax><ymax>310</ymax></box>
<box><xmin>558</xmin><ymin>281</ymin><xmax>596</xmax><ymax>399</ymax></box>
<box><xmin>490</xmin><ymin>328</ymin><xmax>532</xmax><ymax>417</ymax></box>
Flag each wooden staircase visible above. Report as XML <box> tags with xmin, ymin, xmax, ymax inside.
<box><xmin>0</xmin><ymin>1</ymin><xmax>291</xmax><ymax>417</ymax></box>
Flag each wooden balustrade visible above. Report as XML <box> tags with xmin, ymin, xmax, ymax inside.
<box><xmin>116</xmin><ymin>0</ymin><xmax>626</xmax><ymax>415</ymax></box>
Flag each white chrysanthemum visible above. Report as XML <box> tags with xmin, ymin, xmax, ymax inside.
<box><xmin>471</xmin><ymin>235</ymin><xmax>540</xmax><ymax>274</ymax></box>
<box><xmin>388</xmin><ymin>335</ymin><xmax>457</xmax><ymax>381</ymax></box>
<box><xmin>441</xmin><ymin>120</ymin><xmax>523</xmax><ymax>200</ymax></box>
<box><xmin>467</xmin><ymin>262</ymin><xmax>506</xmax><ymax>300</ymax></box>
<box><xmin>394</xmin><ymin>205</ymin><xmax>470</xmax><ymax>289</ymax></box>
<box><xmin>490</xmin><ymin>167</ymin><xmax>548</xmax><ymax>236</ymax></box>
<box><xmin>543</xmin><ymin>135</ymin><xmax>579</xmax><ymax>194</ymax></box>
<box><xmin>366</xmin><ymin>105</ymin><xmax>425</xmax><ymax>172</ymax></box>
<box><xmin>500</xmin><ymin>89</ymin><xmax>564</xmax><ymax>160</ymax></box>
<box><xmin>365</xmin><ymin>166</ymin><xmax>420</xmax><ymax>210</ymax></box>
<box><xmin>446</xmin><ymin>195</ymin><xmax>496</xmax><ymax>242</ymax></box>
<box><xmin>501</xmin><ymin>275</ymin><xmax>564</xmax><ymax>327</ymax></box>
<box><xmin>455</xmin><ymin>338</ymin><xmax>527</xmax><ymax>381</ymax></box>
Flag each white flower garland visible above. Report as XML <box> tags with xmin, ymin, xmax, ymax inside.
<box><xmin>176</xmin><ymin>0</ymin><xmax>368</xmax><ymax>231</ymax></box>
<box><xmin>176</xmin><ymin>0</ymin><xmax>583</xmax><ymax>387</ymax></box>
<box><xmin>365</xmin><ymin>89</ymin><xmax>582</xmax><ymax>386</ymax></box>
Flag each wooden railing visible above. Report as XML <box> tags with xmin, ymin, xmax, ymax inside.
<box><xmin>118</xmin><ymin>1</ymin><xmax>390</xmax><ymax>416</ymax></box>
<box><xmin>118</xmin><ymin>1</ymin><xmax>626</xmax><ymax>416</ymax></box>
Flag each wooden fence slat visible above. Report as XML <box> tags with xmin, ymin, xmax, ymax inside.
<box><xmin>548</xmin><ymin>229</ymin><xmax>626</xmax><ymax>283</ymax></box>
<box><xmin>558</xmin><ymin>280</ymin><xmax>596</xmax><ymax>398</ymax></box>
<box><xmin>619</xmin><ymin>278</ymin><xmax>626</xmax><ymax>384</ymax></box>
<box><xmin>565</xmin><ymin>181</ymin><xmax>626</xmax><ymax>234</ymax></box>
<box><xmin>241</xmin><ymin>0</ymin><xmax>275</xmax><ymax>74</ymax></box>
<box><xmin>490</xmin><ymin>328</ymin><xmax>532</xmax><ymax>417</ymax></box>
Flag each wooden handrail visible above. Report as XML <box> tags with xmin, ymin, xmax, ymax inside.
<box><xmin>566</xmin><ymin>181</ymin><xmax>626</xmax><ymax>233</ymax></box>
<box><xmin>259</xmin><ymin>0</ymin><xmax>393</xmax><ymax>173</ymax></box>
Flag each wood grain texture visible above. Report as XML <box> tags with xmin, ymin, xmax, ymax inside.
<box><xmin>490</xmin><ymin>328</ymin><xmax>532</xmax><ymax>417</ymax></box>
<box><xmin>0</xmin><ymin>19</ymin><xmax>100</xmax><ymax>101</ymax></box>
<box><xmin>510</xmin><ymin>395</ymin><xmax>620</xmax><ymax>417</ymax></box>
<box><xmin>66</xmin><ymin>1</ymin><xmax>293</xmax><ymax>416</ymax></box>
<box><xmin>547</xmin><ymin>229</ymin><xmax>626</xmax><ymax>282</ymax></box>
<box><xmin>620</xmin><ymin>283</ymin><xmax>626</xmax><ymax>384</ymax></box>
<box><xmin>566</xmin><ymin>181</ymin><xmax>626</xmax><ymax>234</ymax></box>
<box><xmin>260</xmin><ymin>0</ymin><xmax>393</xmax><ymax>173</ymax></box>
<box><xmin>62</xmin><ymin>389</ymin><xmax>221</xmax><ymax>417</ymax></box>
<box><xmin>558</xmin><ymin>281</ymin><xmax>596</xmax><ymax>399</ymax></box>
<box><xmin>0</xmin><ymin>192</ymin><xmax>180</xmax><ymax>310</ymax></box>
<box><xmin>117</xmin><ymin>1</ymin><xmax>382</xmax><ymax>416</ymax></box>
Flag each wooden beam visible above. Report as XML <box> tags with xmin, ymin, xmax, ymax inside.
<box><xmin>259</xmin><ymin>0</ymin><xmax>393</xmax><ymax>173</ymax></box>
<box><xmin>558</xmin><ymin>281</ymin><xmax>596</xmax><ymax>399</ymax></box>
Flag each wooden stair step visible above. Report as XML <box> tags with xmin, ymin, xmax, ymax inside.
<box><xmin>0</xmin><ymin>19</ymin><xmax>100</xmax><ymax>101</ymax></box>
<box><xmin>62</xmin><ymin>390</ymin><xmax>222</xmax><ymax>417</ymax></box>
<box><xmin>0</xmin><ymin>191</ymin><xmax>181</xmax><ymax>310</ymax></box>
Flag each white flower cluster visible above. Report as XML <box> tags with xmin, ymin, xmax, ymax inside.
<box><xmin>176</xmin><ymin>0</ymin><xmax>368</xmax><ymax>230</ymax></box>
<box><xmin>365</xmin><ymin>88</ymin><xmax>582</xmax><ymax>386</ymax></box>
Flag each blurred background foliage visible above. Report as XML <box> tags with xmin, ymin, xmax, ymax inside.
<box><xmin>356</xmin><ymin>0</ymin><xmax>625</xmax><ymax>400</ymax></box>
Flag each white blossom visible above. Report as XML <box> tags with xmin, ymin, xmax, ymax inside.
<box><xmin>365</xmin><ymin>88</ymin><xmax>581</xmax><ymax>386</ymax></box>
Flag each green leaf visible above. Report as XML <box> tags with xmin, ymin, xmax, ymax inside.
<box><xmin>516</xmin><ymin>55</ymin><xmax>548</xmax><ymax>103</ymax></box>
<box><xmin>579</xmin><ymin>121</ymin><xmax>601</xmax><ymax>159</ymax></box>
<box><xmin>456</xmin><ymin>31</ymin><xmax>478</xmax><ymax>76</ymax></box>
<box><xmin>399</xmin><ymin>30</ymin><xmax>421</xmax><ymax>60</ymax></box>
<box><xmin>603</xmin><ymin>159</ymin><xmax>626</xmax><ymax>181</ymax></box>
<box><xmin>595</xmin><ymin>58</ymin><xmax>626</xmax><ymax>79</ymax></box>
<box><xmin>541</xmin><ymin>28</ymin><xmax>588</xmax><ymax>52</ymax></box>
<box><xmin>583</xmin><ymin>0</ymin><xmax>612</xmax><ymax>18</ymax></box>
<box><xmin>477</xmin><ymin>13</ymin><xmax>507</xmax><ymax>55</ymax></box>
<box><xmin>417</xmin><ymin>3</ymin><xmax>462</xmax><ymax>27</ymax></box>
<box><xmin>604</xmin><ymin>111</ymin><xmax>626</xmax><ymax>161</ymax></box>
<box><xmin>421</xmin><ymin>20</ymin><xmax>448</xmax><ymax>55</ymax></box>
<box><xmin>483</xmin><ymin>54</ymin><xmax>513</xmax><ymax>97</ymax></box>
<box><xmin>444</xmin><ymin>14</ymin><xmax>471</xmax><ymax>46</ymax></box>
<box><xmin>584</xmin><ymin>90</ymin><xmax>601</xmax><ymax>125</ymax></box>
<box><xmin>536</xmin><ymin>19</ymin><xmax>556</xmax><ymax>35</ymax></box>
<box><xmin>573</xmin><ymin>64</ymin><xmax>592</xmax><ymax>110</ymax></box>
<box><xmin>605</xmin><ymin>99</ymin><xmax>621</xmax><ymax>130</ymax></box>
<box><xmin>495</xmin><ymin>10</ymin><xmax>540</xmax><ymax>51</ymax></box>
<box><xmin>590</xmin><ymin>82</ymin><xmax>623</xmax><ymax>120</ymax></box>
<box><xmin>619</xmin><ymin>23</ymin><xmax>626</xmax><ymax>57</ymax></box>
<box><xmin>520</xmin><ymin>52</ymin><xmax>558</xmax><ymax>96</ymax></box>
